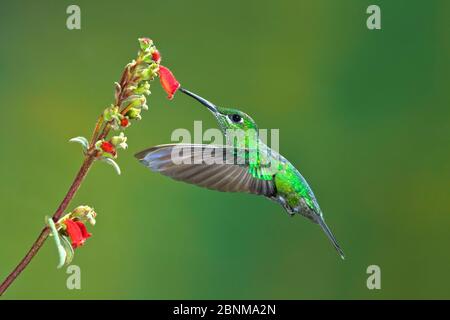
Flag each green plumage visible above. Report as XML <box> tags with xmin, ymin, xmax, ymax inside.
<box><xmin>135</xmin><ymin>88</ymin><xmax>344</xmax><ymax>259</ymax></box>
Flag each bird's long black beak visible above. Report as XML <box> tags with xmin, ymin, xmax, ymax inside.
<box><xmin>179</xmin><ymin>87</ymin><xmax>218</xmax><ymax>114</ymax></box>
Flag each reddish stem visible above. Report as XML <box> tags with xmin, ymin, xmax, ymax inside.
<box><xmin>0</xmin><ymin>155</ymin><xmax>95</xmax><ymax>295</ymax></box>
<box><xmin>0</xmin><ymin>56</ymin><xmax>143</xmax><ymax>296</ymax></box>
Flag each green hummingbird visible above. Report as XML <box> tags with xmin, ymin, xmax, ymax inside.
<box><xmin>135</xmin><ymin>88</ymin><xmax>345</xmax><ymax>259</ymax></box>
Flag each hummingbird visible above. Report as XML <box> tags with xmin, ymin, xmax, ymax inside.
<box><xmin>135</xmin><ymin>88</ymin><xmax>345</xmax><ymax>259</ymax></box>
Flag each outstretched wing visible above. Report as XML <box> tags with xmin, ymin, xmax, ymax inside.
<box><xmin>135</xmin><ymin>144</ymin><xmax>276</xmax><ymax>196</ymax></box>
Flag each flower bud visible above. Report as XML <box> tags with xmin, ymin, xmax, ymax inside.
<box><xmin>138</xmin><ymin>37</ymin><xmax>153</xmax><ymax>51</ymax></box>
<box><xmin>96</xmin><ymin>140</ymin><xmax>117</xmax><ymax>157</ymax></box>
<box><xmin>139</xmin><ymin>66</ymin><xmax>158</xmax><ymax>81</ymax></box>
<box><xmin>104</xmin><ymin>105</ymin><xmax>120</xmax><ymax>122</ymax></box>
<box><xmin>70</xmin><ymin>205</ymin><xmax>97</xmax><ymax>226</ymax></box>
<box><xmin>133</xmin><ymin>81</ymin><xmax>151</xmax><ymax>95</ymax></box>
<box><xmin>120</xmin><ymin>95</ymin><xmax>146</xmax><ymax>110</ymax></box>
<box><xmin>120</xmin><ymin>117</ymin><xmax>130</xmax><ymax>128</ymax></box>
<box><xmin>126</xmin><ymin>107</ymin><xmax>142</xmax><ymax>120</ymax></box>
<box><xmin>152</xmin><ymin>50</ymin><xmax>161</xmax><ymax>64</ymax></box>
<box><xmin>111</xmin><ymin>132</ymin><xmax>128</xmax><ymax>150</ymax></box>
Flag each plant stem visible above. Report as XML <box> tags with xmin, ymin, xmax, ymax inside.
<box><xmin>90</xmin><ymin>114</ymin><xmax>104</xmax><ymax>146</ymax></box>
<box><xmin>0</xmin><ymin>47</ymin><xmax>153</xmax><ymax>296</ymax></box>
<box><xmin>0</xmin><ymin>155</ymin><xmax>95</xmax><ymax>295</ymax></box>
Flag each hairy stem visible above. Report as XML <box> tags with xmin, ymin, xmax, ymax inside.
<box><xmin>0</xmin><ymin>155</ymin><xmax>95</xmax><ymax>295</ymax></box>
<box><xmin>0</xmin><ymin>65</ymin><xmax>132</xmax><ymax>294</ymax></box>
<box><xmin>0</xmin><ymin>58</ymin><xmax>131</xmax><ymax>296</ymax></box>
<box><xmin>0</xmin><ymin>41</ymin><xmax>158</xmax><ymax>296</ymax></box>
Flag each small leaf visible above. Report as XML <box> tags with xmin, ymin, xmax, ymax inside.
<box><xmin>69</xmin><ymin>136</ymin><xmax>89</xmax><ymax>152</ymax></box>
<box><xmin>101</xmin><ymin>157</ymin><xmax>121</xmax><ymax>175</ymax></box>
<box><xmin>56</xmin><ymin>244</ymin><xmax>67</xmax><ymax>269</ymax></box>
<box><xmin>46</xmin><ymin>217</ymin><xmax>67</xmax><ymax>269</ymax></box>
<box><xmin>60</xmin><ymin>235</ymin><xmax>75</xmax><ymax>266</ymax></box>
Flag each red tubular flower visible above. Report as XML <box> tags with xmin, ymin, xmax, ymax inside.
<box><xmin>159</xmin><ymin>65</ymin><xmax>180</xmax><ymax>100</ymax></box>
<box><xmin>152</xmin><ymin>50</ymin><xmax>161</xmax><ymax>64</ymax></box>
<box><xmin>64</xmin><ymin>219</ymin><xmax>91</xmax><ymax>249</ymax></box>
<box><xmin>100</xmin><ymin>141</ymin><xmax>116</xmax><ymax>156</ymax></box>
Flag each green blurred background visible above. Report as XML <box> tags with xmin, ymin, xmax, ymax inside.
<box><xmin>0</xmin><ymin>0</ymin><xmax>449</xmax><ymax>299</ymax></box>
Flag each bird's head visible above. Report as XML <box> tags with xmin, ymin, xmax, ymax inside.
<box><xmin>180</xmin><ymin>88</ymin><xmax>258</xmax><ymax>134</ymax></box>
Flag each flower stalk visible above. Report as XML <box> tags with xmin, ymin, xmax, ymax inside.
<box><xmin>0</xmin><ymin>37</ymin><xmax>180</xmax><ymax>295</ymax></box>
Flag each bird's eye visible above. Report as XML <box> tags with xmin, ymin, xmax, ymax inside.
<box><xmin>230</xmin><ymin>114</ymin><xmax>242</xmax><ymax>123</ymax></box>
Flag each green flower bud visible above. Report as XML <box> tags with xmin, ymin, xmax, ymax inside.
<box><xmin>126</xmin><ymin>107</ymin><xmax>142</xmax><ymax>120</ymax></box>
<box><xmin>138</xmin><ymin>64</ymin><xmax>159</xmax><ymax>81</ymax></box>
<box><xmin>149</xmin><ymin>62</ymin><xmax>159</xmax><ymax>71</ymax></box>
<box><xmin>120</xmin><ymin>94</ymin><xmax>146</xmax><ymax>110</ymax></box>
<box><xmin>70</xmin><ymin>205</ymin><xmax>97</xmax><ymax>226</ymax></box>
<box><xmin>111</xmin><ymin>132</ymin><xmax>128</xmax><ymax>150</ymax></box>
<box><xmin>142</xmin><ymin>53</ymin><xmax>152</xmax><ymax>64</ymax></box>
<box><xmin>138</xmin><ymin>38</ymin><xmax>153</xmax><ymax>51</ymax></box>
<box><xmin>141</xmin><ymin>46</ymin><xmax>159</xmax><ymax>63</ymax></box>
<box><xmin>103</xmin><ymin>105</ymin><xmax>120</xmax><ymax>121</ymax></box>
<box><xmin>133</xmin><ymin>81</ymin><xmax>151</xmax><ymax>95</ymax></box>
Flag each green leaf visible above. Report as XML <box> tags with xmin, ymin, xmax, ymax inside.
<box><xmin>46</xmin><ymin>217</ymin><xmax>67</xmax><ymax>269</ymax></box>
<box><xmin>101</xmin><ymin>157</ymin><xmax>121</xmax><ymax>175</ymax></box>
<box><xmin>60</xmin><ymin>235</ymin><xmax>75</xmax><ymax>266</ymax></box>
<box><xmin>69</xmin><ymin>136</ymin><xmax>89</xmax><ymax>152</ymax></box>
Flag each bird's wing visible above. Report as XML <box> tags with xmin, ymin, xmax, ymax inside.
<box><xmin>135</xmin><ymin>144</ymin><xmax>276</xmax><ymax>196</ymax></box>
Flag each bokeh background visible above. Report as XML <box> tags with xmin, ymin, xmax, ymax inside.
<box><xmin>0</xmin><ymin>0</ymin><xmax>449</xmax><ymax>299</ymax></box>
